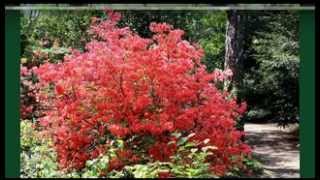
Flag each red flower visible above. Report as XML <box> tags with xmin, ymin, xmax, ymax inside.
<box><xmin>148</xmin><ymin>141</ymin><xmax>177</xmax><ymax>161</ymax></box>
<box><xmin>107</xmin><ymin>157</ymin><xmax>124</xmax><ymax>172</ymax></box>
<box><xmin>108</xmin><ymin>124</ymin><xmax>129</xmax><ymax>138</ymax></box>
<box><xmin>149</xmin><ymin>22</ymin><xmax>173</xmax><ymax>33</ymax></box>
<box><xmin>210</xmin><ymin>164</ymin><xmax>227</xmax><ymax>176</ymax></box>
<box><xmin>55</xmin><ymin>85</ymin><xmax>64</xmax><ymax>95</ymax></box>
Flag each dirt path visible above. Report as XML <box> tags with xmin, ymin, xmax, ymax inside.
<box><xmin>244</xmin><ymin>123</ymin><xmax>300</xmax><ymax>178</ymax></box>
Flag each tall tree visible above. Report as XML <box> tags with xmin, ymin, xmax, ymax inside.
<box><xmin>223</xmin><ymin>10</ymin><xmax>246</xmax><ymax>96</ymax></box>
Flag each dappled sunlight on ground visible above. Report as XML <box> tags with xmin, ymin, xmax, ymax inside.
<box><xmin>245</xmin><ymin>123</ymin><xmax>299</xmax><ymax>178</ymax></box>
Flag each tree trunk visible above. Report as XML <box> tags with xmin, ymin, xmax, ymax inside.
<box><xmin>224</xmin><ymin>10</ymin><xmax>245</xmax><ymax>94</ymax></box>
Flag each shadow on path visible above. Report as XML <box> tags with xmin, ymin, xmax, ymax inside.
<box><xmin>244</xmin><ymin>123</ymin><xmax>299</xmax><ymax>178</ymax></box>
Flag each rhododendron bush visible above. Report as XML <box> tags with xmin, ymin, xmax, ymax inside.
<box><xmin>34</xmin><ymin>10</ymin><xmax>251</xmax><ymax>176</ymax></box>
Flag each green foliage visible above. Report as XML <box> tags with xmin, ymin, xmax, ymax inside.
<box><xmin>21</xmin><ymin>10</ymin><xmax>103</xmax><ymax>62</ymax></box>
<box><xmin>108</xmin><ymin>162</ymin><xmax>168</xmax><ymax>178</ymax></box>
<box><xmin>20</xmin><ymin>120</ymin><xmax>60</xmax><ymax>178</ymax></box>
<box><xmin>108</xmin><ymin>137</ymin><xmax>218</xmax><ymax>178</ymax></box>
<box><xmin>198</xmin><ymin>11</ymin><xmax>227</xmax><ymax>71</ymax></box>
<box><xmin>20</xmin><ymin>120</ymin><xmax>116</xmax><ymax>178</ymax></box>
<box><xmin>227</xmin><ymin>156</ymin><xmax>263</xmax><ymax>177</ymax></box>
<box><xmin>246</xmin><ymin>108</ymin><xmax>272</xmax><ymax>121</ymax></box>
<box><xmin>21</xmin><ymin>10</ymin><xmax>227</xmax><ymax>72</ymax></box>
<box><xmin>118</xmin><ymin>10</ymin><xmax>226</xmax><ymax>71</ymax></box>
<box><xmin>238</xmin><ymin>11</ymin><xmax>299</xmax><ymax>125</ymax></box>
<box><xmin>243</xmin><ymin>157</ymin><xmax>263</xmax><ymax>175</ymax></box>
<box><xmin>169</xmin><ymin>144</ymin><xmax>216</xmax><ymax>178</ymax></box>
<box><xmin>81</xmin><ymin>154</ymin><xmax>110</xmax><ymax>178</ymax></box>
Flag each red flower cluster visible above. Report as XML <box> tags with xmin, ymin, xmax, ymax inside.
<box><xmin>148</xmin><ymin>140</ymin><xmax>177</xmax><ymax>162</ymax></box>
<box><xmin>35</xmin><ymin>10</ymin><xmax>251</xmax><ymax>175</ymax></box>
<box><xmin>107</xmin><ymin>157</ymin><xmax>124</xmax><ymax>172</ymax></box>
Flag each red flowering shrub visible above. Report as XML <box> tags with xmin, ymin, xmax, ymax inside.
<box><xmin>35</xmin><ymin>10</ymin><xmax>251</xmax><ymax>175</ymax></box>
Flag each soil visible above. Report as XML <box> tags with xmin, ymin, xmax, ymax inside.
<box><xmin>244</xmin><ymin>123</ymin><xmax>300</xmax><ymax>178</ymax></box>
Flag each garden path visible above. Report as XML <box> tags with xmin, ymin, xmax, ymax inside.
<box><xmin>244</xmin><ymin>123</ymin><xmax>300</xmax><ymax>178</ymax></box>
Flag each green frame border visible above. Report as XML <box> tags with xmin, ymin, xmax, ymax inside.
<box><xmin>4</xmin><ymin>9</ymin><xmax>315</xmax><ymax>178</ymax></box>
<box><xmin>299</xmin><ymin>10</ymin><xmax>315</xmax><ymax>178</ymax></box>
<box><xmin>5</xmin><ymin>10</ymin><xmax>20</xmax><ymax>178</ymax></box>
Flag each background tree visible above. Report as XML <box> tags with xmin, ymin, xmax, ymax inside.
<box><xmin>223</xmin><ymin>10</ymin><xmax>246</xmax><ymax>97</ymax></box>
<box><xmin>239</xmin><ymin>11</ymin><xmax>299</xmax><ymax>126</ymax></box>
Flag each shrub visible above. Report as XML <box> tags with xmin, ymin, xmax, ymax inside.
<box><xmin>35</xmin><ymin>10</ymin><xmax>251</xmax><ymax>176</ymax></box>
